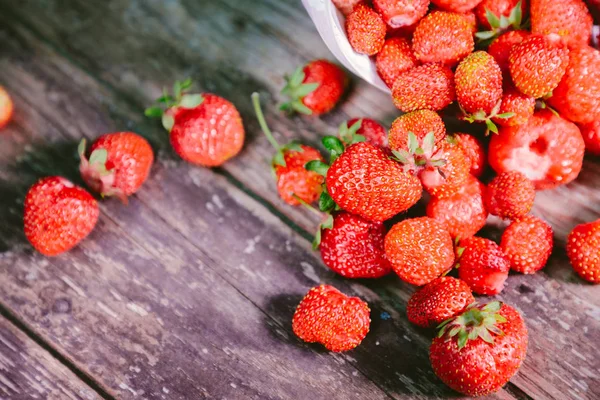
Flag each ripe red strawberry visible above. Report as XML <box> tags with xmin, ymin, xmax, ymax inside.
<box><xmin>392</xmin><ymin>63</ymin><xmax>456</xmax><ymax>112</ymax></box>
<box><xmin>145</xmin><ymin>80</ymin><xmax>244</xmax><ymax>167</ymax></box>
<box><xmin>0</xmin><ymin>85</ymin><xmax>13</xmax><ymax>129</ymax></box>
<box><xmin>492</xmin><ymin>85</ymin><xmax>535</xmax><ymax>127</ymax></box>
<box><xmin>388</xmin><ymin>110</ymin><xmax>447</xmax><ymax>152</ymax></box>
<box><xmin>476</xmin><ymin>0</ymin><xmax>528</xmax><ymax>30</ymax></box>
<box><xmin>531</xmin><ymin>0</ymin><xmax>593</xmax><ymax>46</ymax></box>
<box><xmin>320</xmin><ymin>212</ymin><xmax>392</xmax><ymax>278</ymax></box>
<box><xmin>459</xmin><ymin>11</ymin><xmax>479</xmax><ymax>34</ymax></box>
<box><xmin>280</xmin><ymin>60</ymin><xmax>346</xmax><ymax>116</ymax></box>
<box><xmin>332</xmin><ymin>0</ymin><xmax>362</xmax><ymax>15</ymax></box>
<box><xmin>458</xmin><ymin>237</ymin><xmax>510</xmax><ymax>295</ymax></box>
<box><xmin>412</xmin><ymin>11</ymin><xmax>475</xmax><ymax>66</ymax></box>
<box><xmin>488</xmin><ymin>30</ymin><xmax>530</xmax><ymax>72</ymax></box>
<box><xmin>431</xmin><ymin>0</ymin><xmax>483</xmax><ymax>13</ymax></box>
<box><xmin>24</xmin><ymin>177</ymin><xmax>99</xmax><ymax>256</ymax></box>
<box><xmin>454</xmin><ymin>133</ymin><xmax>486</xmax><ymax>178</ymax></box>
<box><xmin>346</xmin><ymin>4</ymin><xmax>387</xmax><ymax>55</ymax></box>
<box><xmin>420</xmin><ymin>141</ymin><xmax>471</xmax><ymax>199</ymax></box>
<box><xmin>455</xmin><ymin>51</ymin><xmax>503</xmax><ymax>121</ymax></box>
<box><xmin>501</xmin><ymin>215</ymin><xmax>553</xmax><ymax>274</ymax></box>
<box><xmin>489</xmin><ymin>110</ymin><xmax>585</xmax><ymax>190</ymax></box>
<box><xmin>376</xmin><ymin>37</ymin><xmax>419</xmax><ymax>89</ymax></box>
<box><xmin>385</xmin><ymin>217</ymin><xmax>455</xmax><ymax>285</ymax></box>
<box><xmin>579</xmin><ymin>120</ymin><xmax>600</xmax><ymax>155</ymax></box>
<box><xmin>407</xmin><ymin>277</ymin><xmax>474</xmax><ymax>328</ymax></box>
<box><xmin>292</xmin><ymin>285</ymin><xmax>371</xmax><ymax>352</ymax></box>
<box><xmin>252</xmin><ymin>93</ymin><xmax>324</xmax><ymax>206</ymax></box>
<box><xmin>326</xmin><ymin>142</ymin><xmax>423</xmax><ymax>222</ymax></box>
<box><xmin>373</xmin><ymin>0</ymin><xmax>430</xmax><ymax>29</ymax></box>
<box><xmin>78</xmin><ymin>132</ymin><xmax>153</xmax><ymax>203</ymax></box>
<box><xmin>344</xmin><ymin>118</ymin><xmax>387</xmax><ymax>148</ymax></box>
<box><xmin>485</xmin><ymin>171</ymin><xmax>535</xmax><ymax>220</ymax></box>
<box><xmin>567</xmin><ymin>220</ymin><xmax>600</xmax><ymax>283</ymax></box>
<box><xmin>427</xmin><ymin>175</ymin><xmax>488</xmax><ymax>239</ymax></box>
<box><xmin>430</xmin><ymin>302</ymin><xmax>528</xmax><ymax>396</ymax></box>
<box><xmin>548</xmin><ymin>45</ymin><xmax>600</xmax><ymax>124</ymax></box>
<box><xmin>508</xmin><ymin>35</ymin><xmax>569</xmax><ymax>98</ymax></box>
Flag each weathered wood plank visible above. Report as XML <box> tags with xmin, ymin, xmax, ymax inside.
<box><xmin>0</xmin><ymin>316</ymin><xmax>101</xmax><ymax>400</ymax></box>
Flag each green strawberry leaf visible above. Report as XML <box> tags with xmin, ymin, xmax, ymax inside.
<box><xmin>485</xmin><ymin>119</ymin><xmax>499</xmax><ymax>134</ymax></box>
<box><xmin>495</xmin><ymin>112</ymin><xmax>515</xmax><ymax>119</ymax></box>
<box><xmin>407</xmin><ymin>132</ymin><xmax>419</xmax><ymax>154</ymax></box>
<box><xmin>318</xmin><ymin>190</ymin><xmax>336</xmax><ymax>213</ymax></box>
<box><xmin>486</xmin><ymin>8</ymin><xmax>501</xmax><ymax>29</ymax></box>
<box><xmin>145</xmin><ymin>106</ymin><xmax>164</xmax><ymax>118</ymax></box>
<box><xmin>305</xmin><ymin>160</ymin><xmax>329</xmax><ymax>176</ymax></box>
<box><xmin>292</xmin><ymin>101</ymin><xmax>313</xmax><ymax>115</ymax></box>
<box><xmin>510</xmin><ymin>1</ymin><xmax>523</xmax><ymax>28</ymax></box>
<box><xmin>294</xmin><ymin>82</ymin><xmax>319</xmax><ymax>98</ymax></box>
<box><xmin>162</xmin><ymin>113</ymin><xmax>175</xmax><ymax>132</ymax></box>
<box><xmin>348</xmin><ymin>119</ymin><xmax>363</xmax><ymax>135</ymax></box>
<box><xmin>321</xmin><ymin>213</ymin><xmax>334</xmax><ymax>230</ymax></box>
<box><xmin>322</xmin><ymin>136</ymin><xmax>345</xmax><ymax>161</ymax></box>
<box><xmin>180</xmin><ymin>94</ymin><xmax>204</xmax><ymax>109</ymax></box>
<box><xmin>289</xmin><ymin>66</ymin><xmax>305</xmax><ymax>88</ymax></box>
<box><xmin>352</xmin><ymin>134</ymin><xmax>366</xmax><ymax>144</ymax></box>
<box><xmin>89</xmin><ymin>148</ymin><xmax>108</xmax><ymax>166</ymax></box>
<box><xmin>284</xmin><ymin>142</ymin><xmax>304</xmax><ymax>153</ymax></box>
<box><xmin>475</xmin><ymin>30</ymin><xmax>497</xmax><ymax>41</ymax></box>
<box><xmin>391</xmin><ymin>150</ymin><xmax>410</xmax><ymax>164</ymax></box>
<box><xmin>313</xmin><ymin>229</ymin><xmax>322</xmax><ymax>250</ymax></box>
<box><xmin>78</xmin><ymin>139</ymin><xmax>87</xmax><ymax>157</ymax></box>
<box><xmin>499</xmin><ymin>15</ymin><xmax>510</xmax><ymax>29</ymax></box>
<box><xmin>273</xmin><ymin>150</ymin><xmax>286</xmax><ymax>167</ymax></box>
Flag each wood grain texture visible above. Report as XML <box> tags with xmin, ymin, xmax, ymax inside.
<box><xmin>0</xmin><ymin>0</ymin><xmax>599</xmax><ymax>399</ymax></box>
<box><xmin>0</xmin><ymin>317</ymin><xmax>100</xmax><ymax>400</ymax></box>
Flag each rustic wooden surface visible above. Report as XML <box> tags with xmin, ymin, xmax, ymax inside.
<box><xmin>0</xmin><ymin>0</ymin><xmax>599</xmax><ymax>399</ymax></box>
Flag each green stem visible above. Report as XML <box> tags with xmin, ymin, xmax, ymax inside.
<box><xmin>291</xmin><ymin>194</ymin><xmax>322</xmax><ymax>217</ymax></box>
<box><xmin>252</xmin><ymin>92</ymin><xmax>281</xmax><ymax>151</ymax></box>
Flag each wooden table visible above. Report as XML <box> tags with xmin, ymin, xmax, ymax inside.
<box><xmin>0</xmin><ymin>1</ymin><xmax>599</xmax><ymax>399</ymax></box>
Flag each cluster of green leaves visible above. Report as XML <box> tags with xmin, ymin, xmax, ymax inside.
<box><xmin>279</xmin><ymin>67</ymin><xmax>319</xmax><ymax>115</ymax></box>
<box><xmin>144</xmin><ymin>78</ymin><xmax>204</xmax><ymax>131</ymax></box>
<box><xmin>459</xmin><ymin>101</ymin><xmax>514</xmax><ymax>135</ymax></box>
<box><xmin>476</xmin><ymin>0</ymin><xmax>525</xmax><ymax>44</ymax></box>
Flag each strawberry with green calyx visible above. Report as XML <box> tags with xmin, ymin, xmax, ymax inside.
<box><xmin>337</xmin><ymin>119</ymin><xmax>367</xmax><ymax>147</ymax></box>
<box><xmin>144</xmin><ymin>78</ymin><xmax>203</xmax><ymax>132</ymax></box>
<box><xmin>388</xmin><ymin>110</ymin><xmax>447</xmax><ymax>153</ymax></box>
<box><xmin>391</xmin><ymin>132</ymin><xmax>447</xmax><ymax>176</ymax></box>
<box><xmin>346</xmin><ymin>118</ymin><xmax>387</xmax><ymax>148</ymax></box>
<box><xmin>475</xmin><ymin>0</ymin><xmax>526</xmax><ymax>44</ymax></box>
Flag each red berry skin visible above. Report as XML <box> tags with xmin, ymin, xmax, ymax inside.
<box><xmin>501</xmin><ymin>215</ymin><xmax>553</xmax><ymax>274</ymax></box>
<box><xmin>431</xmin><ymin>0</ymin><xmax>483</xmax><ymax>13</ymax></box>
<box><xmin>492</xmin><ymin>86</ymin><xmax>536</xmax><ymax>127</ymax></box>
<box><xmin>455</xmin><ymin>133</ymin><xmax>486</xmax><ymax>178</ymax></box>
<box><xmin>458</xmin><ymin>237</ymin><xmax>510</xmax><ymax>295</ymax></box>
<box><xmin>567</xmin><ymin>220</ymin><xmax>600</xmax><ymax>283</ymax></box>
<box><xmin>0</xmin><ymin>85</ymin><xmax>13</xmax><ymax>129</ymax></box>
<box><xmin>170</xmin><ymin>94</ymin><xmax>244</xmax><ymax>167</ymax></box>
<box><xmin>385</xmin><ymin>217</ymin><xmax>455</xmax><ymax>286</ymax></box>
<box><xmin>376</xmin><ymin>37</ymin><xmax>419</xmax><ymax>89</ymax></box>
<box><xmin>485</xmin><ymin>171</ymin><xmax>535</xmax><ymax>220</ymax></box>
<box><xmin>24</xmin><ymin>177</ymin><xmax>99</xmax><ymax>256</ymax></box>
<box><xmin>476</xmin><ymin>0</ymin><xmax>529</xmax><ymax>30</ymax></box>
<box><xmin>427</xmin><ymin>175</ymin><xmax>488</xmax><ymax>240</ymax></box>
<box><xmin>301</xmin><ymin>60</ymin><xmax>347</xmax><ymax>116</ymax></box>
<box><xmin>412</xmin><ymin>11</ymin><xmax>475</xmax><ymax>66</ymax></box>
<box><xmin>488</xmin><ymin>110</ymin><xmax>585</xmax><ymax>190</ymax></box>
<box><xmin>332</xmin><ymin>0</ymin><xmax>362</xmax><ymax>15</ymax></box>
<box><xmin>548</xmin><ymin>45</ymin><xmax>600</xmax><ymax>124</ymax></box>
<box><xmin>276</xmin><ymin>145</ymin><xmax>324</xmax><ymax>206</ymax></box>
<box><xmin>392</xmin><ymin>63</ymin><xmax>456</xmax><ymax>112</ymax></box>
<box><xmin>347</xmin><ymin>118</ymin><xmax>388</xmax><ymax>148</ymax></box>
<box><xmin>326</xmin><ymin>142</ymin><xmax>423</xmax><ymax>222</ymax></box>
<box><xmin>508</xmin><ymin>35</ymin><xmax>569</xmax><ymax>99</ymax></box>
<box><xmin>346</xmin><ymin>4</ymin><xmax>387</xmax><ymax>55</ymax></box>
<box><xmin>420</xmin><ymin>142</ymin><xmax>471</xmax><ymax>199</ymax></box>
<box><xmin>455</xmin><ymin>51</ymin><xmax>503</xmax><ymax>116</ymax></box>
<box><xmin>430</xmin><ymin>303</ymin><xmax>528</xmax><ymax>397</ymax></box>
<box><xmin>579</xmin><ymin>120</ymin><xmax>600</xmax><ymax>155</ymax></box>
<box><xmin>531</xmin><ymin>0</ymin><xmax>593</xmax><ymax>47</ymax></box>
<box><xmin>407</xmin><ymin>277</ymin><xmax>475</xmax><ymax>328</ymax></box>
<box><xmin>292</xmin><ymin>285</ymin><xmax>371</xmax><ymax>352</ymax></box>
<box><xmin>320</xmin><ymin>212</ymin><xmax>392</xmax><ymax>279</ymax></box>
<box><xmin>373</xmin><ymin>0</ymin><xmax>430</xmax><ymax>29</ymax></box>
<box><xmin>388</xmin><ymin>110</ymin><xmax>447</xmax><ymax>152</ymax></box>
<box><xmin>488</xmin><ymin>30</ymin><xmax>530</xmax><ymax>72</ymax></box>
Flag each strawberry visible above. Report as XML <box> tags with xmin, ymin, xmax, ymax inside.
<box><xmin>320</xmin><ymin>212</ymin><xmax>392</xmax><ymax>278</ymax></box>
<box><xmin>346</xmin><ymin>4</ymin><xmax>387</xmax><ymax>55</ymax></box>
<box><xmin>0</xmin><ymin>85</ymin><xmax>13</xmax><ymax>129</ymax></box>
<box><xmin>385</xmin><ymin>217</ymin><xmax>455</xmax><ymax>286</ymax></box>
<box><xmin>485</xmin><ymin>171</ymin><xmax>535</xmax><ymax>220</ymax></box>
<box><xmin>24</xmin><ymin>177</ymin><xmax>99</xmax><ymax>256</ymax></box>
<box><xmin>344</xmin><ymin>118</ymin><xmax>387</xmax><ymax>148</ymax></box>
<box><xmin>375</xmin><ymin>37</ymin><xmax>419</xmax><ymax>89</ymax></box>
<box><xmin>145</xmin><ymin>79</ymin><xmax>244</xmax><ymax>167</ymax></box>
<box><xmin>420</xmin><ymin>141</ymin><xmax>471</xmax><ymax>199</ymax></box>
<box><xmin>459</xmin><ymin>11</ymin><xmax>479</xmax><ymax>35</ymax></box>
<box><xmin>488</xmin><ymin>110</ymin><xmax>585</xmax><ymax>190</ymax></box>
<box><xmin>430</xmin><ymin>302</ymin><xmax>528</xmax><ymax>396</ymax></box>
<box><xmin>392</xmin><ymin>63</ymin><xmax>456</xmax><ymax>112</ymax></box>
<box><xmin>548</xmin><ymin>45</ymin><xmax>600</xmax><ymax>124</ymax></box>
<box><xmin>252</xmin><ymin>93</ymin><xmax>324</xmax><ymax>206</ymax></box>
<box><xmin>407</xmin><ymin>277</ymin><xmax>474</xmax><ymax>328</ymax></box>
<box><xmin>373</xmin><ymin>0</ymin><xmax>430</xmax><ymax>29</ymax></box>
<box><xmin>292</xmin><ymin>285</ymin><xmax>371</xmax><ymax>352</ymax></box>
<box><xmin>492</xmin><ymin>85</ymin><xmax>535</xmax><ymax>127</ymax></box>
<box><xmin>476</xmin><ymin>0</ymin><xmax>528</xmax><ymax>30</ymax></box>
<box><xmin>388</xmin><ymin>110</ymin><xmax>447</xmax><ymax>152</ymax></box>
<box><xmin>530</xmin><ymin>0</ymin><xmax>593</xmax><ymax>47</ymax></box>
<box><xmin>579</xmin><ymin>120</ymin><xmax>600</xmax><ymax>155</ymax></box>
<box><xmin>427</xmin><ymin>175</ymin><xmax>488</xmax><ymax>239</ymax></box>
<box><xmin>78</xmin><ymin>132</ymin><xmax>153</xmax><ymax>203</ymax></box>
<box><xmin>457</xmin><ymin>237</ymin><xmax>510</xmax><ymax>295</ymax></box>
<box><xmin>431</xmin><ymin>0</ymin><xmax>483</xmax><ymax>13</ymax></box>
<box><xmin>453</xmin><ymin>133</ymin><xmax>486</xmax><ymax>178</ymax></box>
<box><xmin>567</xmin><ymin>220</ymin><xmax>600</xmax><ymax>283</ymax></box>
<box><xmin>326</xmin><ymin>142</ymin><xmax>423</xmax><ymax>222</ymax></box>
<box><xmin>280</xmin><ymin>60</ymin><xmax>346</xmax><ymax>116</ymax></box>
<box><xmin>501</xmin><ymin>215</ymin><xmax>553</xmax><ymax>274</ymax></box>
<box><xmin>332</xmin><ymin>0</ymin><xmax>362</xmax><ymax>15</ymax></box>
<box><xmin>412</xmin><ymin>11</ymin><xmax>475</xmax><ymax>66</ymax></box>
<box><xmin>508</xmin><ymin>35</ymin><xmax>569</xmax><ymax>99</ymax></box>
<box><xmin>488</xmin><ymin>30</ymin><xmax>530</xmax><ymax>72</ymax></box>
<box><xmin>455</xmin><ymin>51</ymin><xmax>504</xmax><ymax>128</ymax></box>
